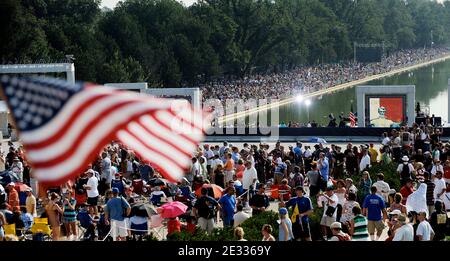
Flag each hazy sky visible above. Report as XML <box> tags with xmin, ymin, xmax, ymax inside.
<box><xmin>101</xmin><ymin>0</ymin><xmax>197</xmax><ymax>9</ymax></box>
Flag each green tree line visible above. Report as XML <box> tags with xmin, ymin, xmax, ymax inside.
<box><xmin>1</xmin><ymin>0</ymin><xmax>450</xmax><ymax>87</ymax></box>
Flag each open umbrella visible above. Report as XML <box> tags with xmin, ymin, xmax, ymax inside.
<box><xmin>15</xmin><ymin>182</ymin><xmax>31</xmax><ymax>192</ymax></box>
<box><xmin>157</xmin><ymin>201</ymin><xmax>188</xmax><ymax>219</ymax></box>
<box><xmin>195</xmin><ymin>184</ymin><xmax>223</xmax><ymax>199</ymax></box>
<box><xmin>309</xmin><ymin>137</ymin><xmax>327</xmax><ymax>144</ymax></box>
<box><xmin>148</xmin><ymin>178</ymin><xmax>167</xmax><ymax>187</ymax></box>
<box><xmin>0</xmin><ymin>170</ymin><xmax>19</xmax><ymax>186</ymax></box>
<box><xmin>131</xmin><ymin>203</ymin><xmax>155</xmax><ymax>217</ymax></box>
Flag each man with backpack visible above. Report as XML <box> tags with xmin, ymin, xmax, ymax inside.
<box><xmin>329</xmin><ymin>222</ymin><xmax>351</xmax><ymax>241</ymax></box>
<box><xmin>397</xmin><ymin>156</ymin><xmax>414</xmax><ymax>186</ymax></box>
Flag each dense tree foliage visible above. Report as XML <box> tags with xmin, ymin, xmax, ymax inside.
<box><xmin>1</xmin><ymin>0</ymin><xmax>450</xmax><ymax>86</ymax></box>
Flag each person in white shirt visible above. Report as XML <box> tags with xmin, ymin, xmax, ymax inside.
<box><xmin>345</xmin><ymin>178</ymin><xmax>358</xmax><ymax>195</ymax></box>
<box><xmin>433</xmin><ymin>171</ymin><xmax>446</xmax><ymax>203</ymax></box>
<box><xmin>233</xmin><ymin>205</ymin><xmax>250</xmax><ymax>227</ymax></box>
<box><xmin>443</xmin><ymin>185</ymin><xmax>450</xmax><ymax>211</ymax></box>
<box><xmin>359</xmin><ymin>149</ymin><xmax>371</xmax><ymax>172</ymax></box>
<box><xmin>397</xmin><ymin>157</ymin><xmax>414</xmax><ymax>184</ymax></box>
<box><xmin>431</xmin><ymin>160</ymin><xmax>444</xmax><ymax>177</ymax></box>
<box><xmin>0</xmin><ymin>148</ymin><xmax>5</xmax><ymax>172</ymax></box>
<box><xmin>0</xmin><ymin>183</ymin><xmax>6</xmax><ymax>205</ymax></box>
<box><xmin>84</xmin><ymin>169</ymin><xmax>99</xmax><ymax>215</ymax></box>
<box><xmin>210</xmin><ymin>155</ymin><xmax>223</xmax><ymax>173</ymax></box>
<box><xmin>319</xmin><ymin>187</ymin><xmax>339</xmax><ymax>240</ymax></box>
<box><xmin>188</xmin><ymin>157</ymin><xmax>201</xmax><ymax>183</ymax></box>
<box><xmin>203</xmin><ymin>144</ymin><xmax>215</xmax><ymax>175</ymax></box>
<box><xmin>242</xmin><ymin>161</ymin><xmax>258</xmax><ymax>200</ymax></box>
<box><xmin>304</xmin><ymin>147</ymin><xmax>312</xmax><ymax>158</ymax></box>
<box><xmin>101</xmin><ymin>152</ymin><xmax>112</xmax><ymax>192</ymax></box>
<box><xmin>416</xmin><ymin>211</ymin><xmax>434</xmax><ymax>241</ymax></box>
<box><xmin>381</xmin><ymin>132</ymin><xmax>391</xmax><ymax>146</ymax></box>
<box><xmin>11</xmin><ymin>157</ymin><xmax>24</xmax><ymax>182</ymax></box>
<box><xmin>25</xmin><ymin>188</ymin><xmax>37</xmax><ymax>217</ymax></box>
<box><xmin>392</xmin><ymin>214</ymin><xmax>414</xmax><ymax>241</ymax></box>
<box><xmin>373</xmin><ymin>173</ymin><xmax>390</xmax><ymax>203</ymax></box>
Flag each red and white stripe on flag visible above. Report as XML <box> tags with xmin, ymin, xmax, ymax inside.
<box><xmin>349</xmin><ymin>112</ymin><xmax>356</xmax><ymax>127</ymax></box>
<box><xmin>5</xmin><ymin>78</ymin><xmax>209</xmax><ymax>186</ymax></box>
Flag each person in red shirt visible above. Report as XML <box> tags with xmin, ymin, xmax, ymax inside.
<box><xmin>235</xmin><ymin>159</ymin><xmax>245</xmax><ymax>180</ymax></box>
<box><xmin>6</xmin><ymin>183</ymin><xmax>20</xmax><ymax>212</ymax></box>
<box><xmin>278</xmin><ymin>179</ymin><xmax>291</xmax><ymax>201</ymax></box>
<box><xmin>167</xmin><ymin>217</ymin><xmax>182</xmax><ymax>239</ymax></box>
<box><xmin>399</xmin><ymin>179</ymin><xmax>414</xmax><ymax>205</ymax></box>
<box><xmin>182</xmin><ymin>216</ymin><xmax>197</xmax><ymax>234</ymax></box>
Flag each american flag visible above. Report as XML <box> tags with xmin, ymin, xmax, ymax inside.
<box><xmin>349</xmin><ymin>111</ymin><xmax>356</xmax><ymax>127</ymax></box>
<box><xmin>0</xmin><ymin>76</ymin><xmax>208</xmax><ymax>186</ymax></box>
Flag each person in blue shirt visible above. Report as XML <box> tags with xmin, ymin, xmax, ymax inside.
<box><xmin>219</xmin><ymin>142</ymin><xmax>228</xmax><ymax>162</ymax></box>
<box><xmin>111</xmin><ymin>173</ymin><xmax>126</xmax><ymax>196</ymax></box>
<box><xmin>104</xmin><ymin>188</ymin><xmax>131</xmax><ymax>241</ymax></box>
<box><xmin>218</xmin><ymin>187</ymin><xmax>236</xmax><ymax>227</ymax></box>
<box><xmin>362</xmin><ymin>186</ymin><xmax>388</xmax><ymax>241</ymax></box>
<box><xmin>278</xmin><ymin>208</ymin><xmax>294</xmax><ymax>241</ymax></box>
<box><xmin>231</xmin><ymin>147</ymin><xmax>240</xmax><ymax>164</ymax></box>
<box><xmin>274</xmin><ymin>157</ymin><xmax>287</xmax><ymax>185</ymax></box>
<box><xmin>138</xmin><ymin>162</ymin><xmax>153</xmax><ymax>183</ymax></box>
<box><xmin>293</xmin><ymin>142</ymin><xmax>303</xmax><ymax>166</ymax></box>
<box><xmin>77</xmin><ymin>203</ymin><xmax>97</xmax><ymax>240</ymax></box>
<box><xmin>19</xmin><ymin>206</ymin><xmax>33</xmax><ymax>231</ymax></box>
<box><xmin>280</xmin><ymin>186</ymin><xmax>314</xmax><ymax>241</ymax></box>
<box><xmin>318</xmin><ymin>152</ymin><xmax>329</xmax><ymax>191</ymax></box>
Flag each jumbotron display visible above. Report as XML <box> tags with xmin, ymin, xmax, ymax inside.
<box><xmin>367</xmin><ymin>96</ymin><xmax>405</xmax><ymax>127</ymax></box>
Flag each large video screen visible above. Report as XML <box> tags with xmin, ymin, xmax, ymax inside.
<box><xmin>367</xmin><ymin>96</ymin><xmax>405</xmax><ymax>127</ymax></box>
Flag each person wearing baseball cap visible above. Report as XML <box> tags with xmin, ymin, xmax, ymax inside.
<box><xmin>329</xmin><ymin>222</ymin><xmax>351</xmax><ymax>241</ymax></box>
<box><xmin>385</xmin><ymin>209</ymin><xmax>402</xmax><ymax>240</ymax></box>
<box><xmin>83</xmin><ymin>169</ymin><xmax>99</xmax><ymax>216</ymax></box>
<box><xmin>6</xmin><ymin>182</ymin><xmax>19</xmax><ymax>212</ymax></box>
<box><xmin>25</xmin><ymin>187</ymin><xmax>37</xmax><ymax>217</ymax></box>
<box><xmin>104</xmin><ymin>186</ymin><xmax>131</xmax><ymax>241</ymax></box>
<box><xmin>278</xmin><ymin>208</ymin><xmax>293</xmax><ymax>241</ymax></box>
<box><xmin>111</xmin><ymin>172</ymin><xmax>125</xmax><ymax>196</ymax></box>
<box><xmin>10</xmin><ymin>157</ymin><xmax>23</xmax><ymax>183</ymax></box>
<box><xmin>279</xmin><ymin>186</ymin><xmax>313</xmax><ymax>241</ymax></box>
<box><xmin>392</xmin><ymin>214</ymin><xmax>414</xmax><ymax>241</ymax></box>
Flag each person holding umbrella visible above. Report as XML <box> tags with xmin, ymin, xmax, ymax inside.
<box><xmin>193</xmin><ymin>188</ymin><xmax>220</xmax><ymax>234</ymax></box>
<box><xmin>157</xmin><ymin>201</ymin><xmax>188</xmax><ymax>240</ymax></box>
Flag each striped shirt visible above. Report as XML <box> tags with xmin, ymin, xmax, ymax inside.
<box><xmin>425</xmin><ymin>180</ymin><xmax>435</xmax><ymax>206</ymax></box>
<box><xmin>63</xmin><ymin>198</ymin><xmax>77</xmax><ymax>220</ymax></box>
<box><xmin>352</xmin><ymin>215</ymin><xmax>370</xmax><ymax>241</ymax></box>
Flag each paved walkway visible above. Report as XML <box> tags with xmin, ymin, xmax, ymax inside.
<box><xmin>219</xmin><ymin>53</ymin><xmax>450</xmax><ymax>123</ymax></box>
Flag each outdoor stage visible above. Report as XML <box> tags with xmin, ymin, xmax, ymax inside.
<box><xmin>205</xmin><ymin>127</ymin><xmax>450</xmax><ymax>142</ymax></box>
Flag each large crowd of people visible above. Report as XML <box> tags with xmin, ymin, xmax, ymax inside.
<box><xmin>200</xmin><ymin>48</ymin><xmax>449</xmax><ymax>103</ymax></box>
<box><xmin>1</xmin><ymin>119</ymin><xmax>450</xmax><ymax>241</ymax></box>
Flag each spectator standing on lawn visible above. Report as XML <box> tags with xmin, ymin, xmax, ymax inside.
<box><xmin>362</xmin><ymin>186</ymin><xmax>387</xmax><ymax>241</ymax></box>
